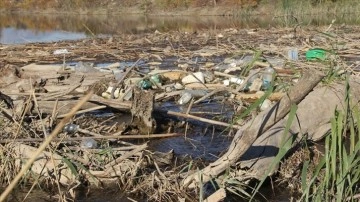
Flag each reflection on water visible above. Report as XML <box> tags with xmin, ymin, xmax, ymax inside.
<box><xmin>0</xmin><ymin>13</ymin><xmax>360</xmax><ymax>44</ymax></box>
<box><xmin>1</xmin><ymin>27</ymin><xmax>87</xmax><ymax>44</ymax></box>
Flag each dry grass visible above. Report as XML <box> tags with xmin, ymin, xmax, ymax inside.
<box><xmin>1</xmin><ymin>0</ymin><xmax>359</xmax><ymax>16</ymax></box>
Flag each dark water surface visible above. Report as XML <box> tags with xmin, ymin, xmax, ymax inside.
<box><xmin>1</xmin><ymin>12</ymin><xmax>360</xmax><ymax>44</ymax></box>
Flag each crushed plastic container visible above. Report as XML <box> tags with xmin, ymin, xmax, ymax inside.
<box><xmin>306</xmin><ymin>48</ymin><xmax>327</xmax><ymax>60</ymax></box>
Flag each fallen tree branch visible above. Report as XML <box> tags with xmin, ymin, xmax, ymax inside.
<box><xmin>182</xmin><ymin>69</ymin><xmax>325</xmax><ymax>188</ymax></box>
<box><xmin>167</xmin><ymin>110</ymin><xmax>242</xmax><ymax>130</ymax></box>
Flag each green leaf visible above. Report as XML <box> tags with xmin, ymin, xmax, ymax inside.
<box><xmin>61</xmin><ymin>157</ymin><xmax>78</xmax><ymax>177</ymax></box>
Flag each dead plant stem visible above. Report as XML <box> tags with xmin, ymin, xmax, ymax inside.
<box><xmin>167</xmin><ymin>111</ymin><xmax>242</xmax><ymax>130</ymax></box>
<box><xmin>184</xmin><ymin>98</ymin><xmax>195</xmax><ymax>139</ymax></box>
<box><xmin>0</xmin><ymin>91</ymin><xmax>93</xmax><ymax>202</ymax></box>
<box><xmin>0</xmin><ymin>133</ymin><xmax>182</xmax><ymax>143</ymax></box>
<box><xmin>57</xmin><ymin>105</ymin><xmax>106</xmax><ymax>118</ymax></box>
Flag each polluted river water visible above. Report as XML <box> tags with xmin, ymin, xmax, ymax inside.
<box><xmin>1</xmin><ymin>12</ymin><xmax>360</xmax><ymax>202</ymax></box>
<box><xmin>1</xmin><ymin>12</ymin><xmax>360</xmax><ymax>44</ymax></box>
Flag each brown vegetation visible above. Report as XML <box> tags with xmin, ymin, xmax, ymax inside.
<box><xmin>0</xmin><ymin>23</ymin><xmax>360</xmax><ymax>200</ymax></box>
<box><xmin>0</xmin><ymin>0</ymin><xmax>260</xmax><ymax>11</ymax></box>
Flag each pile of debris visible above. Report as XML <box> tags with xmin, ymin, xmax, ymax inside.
<box><xmin>1</xmin><ymin>25</ymin><xmax>360</xmax><ymax>201</ymax></box>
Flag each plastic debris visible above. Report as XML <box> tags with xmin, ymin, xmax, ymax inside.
<box><xmin>80</xmin><ymin>139</ymin><xmax>98</xmax><ymax>149</ymax></box>
<box><xmin>75</xmin><ymin>61</ymin><xmax>98</xmax><ymax>73</ymax></box>
<box><xmin>181</xmin><ymin>72</ymin><xmax>205</xmax><ymax>84</ymax></box>
<box><xmin>262</xmin><ymin>66</ymin><xmax>275</xmax><ymax>90</ymax></box>
<box><xmin>306</xmin><ymin>48</ymin><xmax>327</xmax><ymax>60</ymax></box>
<box><xmin>150</xmin><ymin>74</ymin><xmax>162</xmax><ymax>86</ymax></box>
<box><xmin>102</xmin><ymin>86</ymin><xmax>121</xmax><ymax>99</ymax></box>
<box><xmin>178</xmin><ymin>90</ymin><xmax>208</xmax><ymax>105</ymax></box>
<box><xmin>260</xmin><ymin>99</ymin><xmax>272</xmax><ymax>111</ymax></box>
<box><xmin>139</xmin><ymin>79</ymin><xmax>153</xmax><ymax>90</ymax></box>
<box><xmin>223</xmin><ymin>77</ymin><xmax>244</xmax><ymax>86</ymax></box>
<box><xmin>53</xmin><ymin>49</ymin><xmax>70</xmax><ymax>55</ymax></box>
<box><xmin>63</xmin><ymin>124</ymin><xmax>78</xmax><ymax>134</ymax></box>
<box><xmin>178</xmin><ymin>91</ymin><xmax>192</xmax><ymax>105</ymax></box>
<box><xmin>287</xmin><ymin>48</ymin><xmax>298</xmax><ymax>61</ymax></box>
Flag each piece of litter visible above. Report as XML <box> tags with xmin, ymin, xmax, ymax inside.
<box><xmin>53</xmin><ymin>49</ymin><xmax>70</xmax><ymax>55</ymax></box>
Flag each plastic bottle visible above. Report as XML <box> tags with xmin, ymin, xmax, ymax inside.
<box><xmin>262</xmin><ymin>66</ymin><xmax>275</xmax><ymax>90</ymax></box>
<box><xmin>287</xmin><ymin>48</ymin><xmax>299</xmax><ymax>61</ymax></box>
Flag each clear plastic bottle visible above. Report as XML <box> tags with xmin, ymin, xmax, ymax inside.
<box><xmin>288</xmin><ymin>48</ymin><xmax>299</xmax><ymax>61</ymax></box>
<box><xmin>262</xmin><ymin>66</ymin><xmax>275</xmax><ymax>90</ymax></box>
